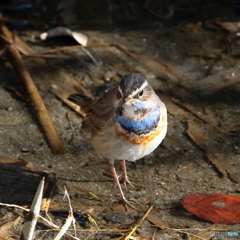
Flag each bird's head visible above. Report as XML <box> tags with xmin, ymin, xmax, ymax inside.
<box><xmin>115</xmin><ymin>73</ymin><xmax>159</xmax><ymax>121</ymax></box>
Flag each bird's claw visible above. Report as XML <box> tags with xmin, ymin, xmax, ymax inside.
<box><xmin>118</xmin><ymin>174</ymin><xmax>135</xmax><ymax>189</ymax></box>
<box><xmin>119</xmin><ymin>196</ymin><xmax>139</xmax><ymax>211</ymax></box>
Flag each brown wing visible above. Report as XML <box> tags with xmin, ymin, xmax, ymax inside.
<box><xmin>68</xmin><ymin>94</ymin><xmax>93</xmax><ymax>106</ymax></box>
<box><xmin>82</xmin><ymin>88</ymin><xmax>117</xmax><ymax>133</ymax></box>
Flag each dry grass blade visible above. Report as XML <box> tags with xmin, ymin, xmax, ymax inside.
<box><xmin>151</xmin><ymin>227</ymin><xmax>157</xmax><ymax>240</ymax></box>
<box><xmin>75</xmin><ymin>186</ymin><xmax>110</xmax><ymax>206</ymax></box>
<box><xmin>56</xmin><ymin>187</ymin><xmax>78</xmax><ymax>239</ymax></box>
<box><xmin>24</xmin><ymin>54</ymin><xmax>71</xmax><ymax>58</ymax></box>
<box><xmin>20</xmin><ymin>177</ymin><xmax>45</xmax><ymax>240</ymax></box>
<box><xmin>123</xmin><ymin>205</ymin><xmax>153</xmax><ymax>240</ymax></box>
<box><xmin>0</xmin><ymin>202</ymin><xmax>79</xmax><ymax>239</ymax></box>
<box><xmin>53</xmin><ymin>214</ymin><xmax>75</xmax><ymax>240</ymax></box>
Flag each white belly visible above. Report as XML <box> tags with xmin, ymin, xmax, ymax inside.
<box><xmin>91</xmin><ymin>124</ymin><xmax>167</xmax><ymax>161</ymax></box>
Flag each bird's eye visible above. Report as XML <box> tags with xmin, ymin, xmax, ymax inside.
<box><xmin>139</xmin><ymin>90</ymin><xmax>144</xmax><ymax>97</ymax></box>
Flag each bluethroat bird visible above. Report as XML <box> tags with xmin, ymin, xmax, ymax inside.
<box><xmin>68</xmin><ymin>73</ymin><xmax>167</xmax><ymax>209</ymax></box>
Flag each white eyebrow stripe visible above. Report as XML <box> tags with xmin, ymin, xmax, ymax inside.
<box><xmin>140</xmin><ymin>79</ymin><xmax>148</xmax><ymax>90</ymax></box>
<box><xmin>127</xmin><ymin>79</ymin><xmax>148</xmax><ymax>98</ymax></box>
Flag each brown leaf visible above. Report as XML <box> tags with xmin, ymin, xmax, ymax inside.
<box><xmin>182</xmin><ymin>193</ymin><xmax>240</xmax><ymax>224</ymax></box>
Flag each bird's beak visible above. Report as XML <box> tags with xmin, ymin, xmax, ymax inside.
<box><xmin>117</xmin><ymin>98</ymin><xmax>132</xmax><ymax>115</ymax></box>
<box><xmin>124</xmin><ymin>98</ymin><xmax>134</xmax><ymax>105</ymax></box>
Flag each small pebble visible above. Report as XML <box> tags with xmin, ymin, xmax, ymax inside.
<box><xmin>21</xmin><ymin>148</ymin><xmax>29</xmax><ymax>153</ymax></box>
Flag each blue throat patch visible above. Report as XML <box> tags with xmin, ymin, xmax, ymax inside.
<box><xmin>116</xmin><ymin>107</ymin><xmax>160</xmax><ymax>135</ymax></box>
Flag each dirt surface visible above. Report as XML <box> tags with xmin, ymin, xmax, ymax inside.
<box><xmin>1</xmin><ymin>1</ymin><xmax>240</xmax><ymax>239</ymax></box>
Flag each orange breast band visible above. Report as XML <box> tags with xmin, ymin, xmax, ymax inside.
<box><xmin>114</xmin><ymin>114</ymin><xmax>166</xmax><ymax>145</ymax></box>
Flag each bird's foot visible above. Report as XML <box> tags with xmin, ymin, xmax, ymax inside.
<box><xmin>119</xmin><ymin>195</ymin><xmax>139</xmax><ymax>211</ymax></box>
<box><xmin>119</xmin><ymin>174</ymin><xmax>135</xmax><ymax>189</ymax></box>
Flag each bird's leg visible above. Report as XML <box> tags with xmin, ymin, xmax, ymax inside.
<box><xmin>119</xmin><ymin>160</ymin><xmax>135</xmax><ymax>189</ymax></box>
<box><xmin>108</xmin><ymin>159</ymin><xmax>138</xmax><ymax>210</ymax></box>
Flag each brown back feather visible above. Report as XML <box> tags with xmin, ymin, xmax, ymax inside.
<box><xmin>82</xmin><ymin>88</ymin><xmax>117</xmax><ymax>133</ymax></box>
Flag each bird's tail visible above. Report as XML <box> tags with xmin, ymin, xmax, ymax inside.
<box><xmin>67</xmin><ymin>94</ymin><xmax>94</xmax><ymax>114</ymax></box>
<box><xmin>68</xmin><ymin>94</ymin><xmax>93</xmax><ymax>106</ymax></box>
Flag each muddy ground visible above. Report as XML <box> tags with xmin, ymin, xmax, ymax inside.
<box><xmin>0</xmin><ymin>1</ymin><xmax>240</xmax><ymax>239</ymax></box>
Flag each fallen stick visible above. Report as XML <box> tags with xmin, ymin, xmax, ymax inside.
<box><xmin>0</xmin><ymin>23</ymin><xmax>65</xmax><ymax>154</ymax></box>
<box><xmin>0</xmin><ymin>16</ymin><xmax>65</xmax><ymax>154</ymax></box>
